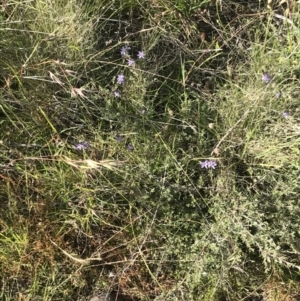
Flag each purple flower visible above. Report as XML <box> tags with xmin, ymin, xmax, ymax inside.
<box><xmin>121</xmin><ymin>46</ymin><xmax>130</xmax><ymax>57</ymax></box>
<box><xmin>114</xmin><ymin>91</ymin><xmax>120</xmax><ymax>97</ymax></box>
<box><xmin>282</xmin><ymin>112</ymin><xmax>290</xmax><ymax>119</ymax></box>
<box><xmin>127</xmin><ymin>144</ymin><xmax>134</xmax><ymax>151</ymax></box>
<box><xmin>200</xmin><ymin>160</ymin><xmax>217</xmax><ymax>169</ymax></box>
<box><xmin>141</xmin><ymin>109</ymin><xmax>146</xmax><ymax>114</ymax></box>
<box><xmin>262</xmin><ymin>73</ymin><xmax>271</xmax><ymax>83</ymax></box>
<box><xmin>75</xmin><ymin>141</ymin><xmax>89</xmax><ymax>150</ymax></box>
<box><xmin>116</xmin><ymin>135</ymin><xmax>123</xmax><ymax>142</ymax></box>
<box><xmin>127</xmin><ymin>59</ymin><xmax>135</xmax><ymax>66</ymax></box>
<box><xmin>137</xmin><ymin>51</ymin><xmax>145</xmax><ymax>59</ymax></box>
<box><xmin>117</xmin><ymin>74</ymin><xmax>124</xmax><ymax>84</ymax></box>
<box><xmin>275</xmin><ymin>92</ymin><xmax>281</xmax><ymax>99</ymax></box>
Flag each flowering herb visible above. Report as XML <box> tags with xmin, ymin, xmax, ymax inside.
<box><xmin>127</xmin><ymin>59</ymin><xmax>135</xmax><ymax>66</ymax></box>
<box><xmin>127</xmin><ymin>144</ymin><xmax>134</xmax><ymax>151</ymax></box>
<box><xmin>200</xmin><ymin>160</ymin><xmax>217</xmax><ymax>169</ymax></box>
<box><xmin>75</xmin><ymin>141</ymin><xmax>89</xmax><ymax>150</ymax></box>
<box><xmin>262</xmin><ymin>73</ymin><xmax>271</xmax><ymax>83</ymax></box>
<box><xmin>137</xmin><ymin>51</ymin><xmax>145</xmax><ymax>59</ymax></box>
<box><xmin>117</xmin><ymin>74</ymin><xmax>124</xmax><ymax>84</ymax></box>
<box><xmin>114</xmin><ymin>91</ymin><xmax>120</xmax><ymax>97</ymax></box>
<box><xmin>121</xmin><ymin>46</ymin><xmax>130</xmax><ymax>57</ymax></box>
<box><xmin>141</xmin><ymin>109</ymin><xmax>146</xmax><ymax>114</ymax></box>
<box><xmin>282</xmin><ymin>112</ymin><xmax>290</xmax><ymax>119</ymax></box>
<box><xmin>116</xmin><ymin>135</ymin><xmax>123</xmax><ymax>142</ymax></box>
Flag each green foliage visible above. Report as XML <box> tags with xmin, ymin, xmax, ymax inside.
<box><xmin>1</xmin><ymin>0</ymin><xmax>300</xmax><ymax>300</ymax></box>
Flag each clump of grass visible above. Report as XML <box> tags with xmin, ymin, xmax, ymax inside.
<box><xmin>1</xmin><ymin>0</ymin><xmax>300</xmax><ymax>300</ymax></box>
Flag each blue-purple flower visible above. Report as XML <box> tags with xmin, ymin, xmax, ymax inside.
<box><xmin>127</xmin><ymin>59</ymin><xmax>135</xmax><ymax>66</ymax></box>
<box><xmin>262</xmin><ymin>73</ymin><xmax>271</xmax><ymax>83</ymax></box>
<box><xmin>114</xmin><ymin>91</ymin><xmax>120</xmax><ymax>97</ymax></box>
<box><xmin>75</xmin><ymin>141</ymin><xmax>89</xmax><ymax>150</ymax></box>
<box><xmin>275</xmin><ymin>91</ymin><xmax>281</xmax><ymax>99</ymax></box>
<box><xmin>127</xmin><ymin>144</ymin><xmax>134</xmax><ymax>151</ymax></box>
<box><xmin>137</xmin><ymin>51</ymin><xmax>145</xmax><ymax>59</ymax></box>
<box><xmin>121</xmin><ymin>46</ymin><xmax>130</xmax><ymax>57</ymax></box>
<box><xmin>116</xmin><ymin>135</ymin><xmax>123</xmax><ymax>142</ymax></box>
<box><xmin>282</xmin><ymin>112</ymin><xmax>290</xmax><ymax>119</ymax></box>
<box><xmin>117</xmin><ymin>74</ymin><xmax>124</xmax><ymax>84</ymax></box>
<box><xmin>200</xmin><ymin>160</ymin><xmax>217</xmax><ymax>169</ymax></box>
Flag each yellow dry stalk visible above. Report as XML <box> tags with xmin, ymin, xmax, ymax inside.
<box><xmin>62</xmin><ymin>156</ymin><xmax>125</xmax><ymax>171</ymax></box>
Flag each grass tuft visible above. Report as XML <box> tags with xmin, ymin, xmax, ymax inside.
<box><xmin>1</xmin><ymin>0</ymin><xmax>300</xmax><ymax>300</ymax></box>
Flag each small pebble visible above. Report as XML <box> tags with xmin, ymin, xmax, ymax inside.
<box><xmin>89</xmin><ymin>293</ymin><xmax>112</xmax><ymax>301</ymax></box>
<box><xmin>90</xmin><ymin>297</ymin><xmax>101</xmax><ymax>301</ymax></box>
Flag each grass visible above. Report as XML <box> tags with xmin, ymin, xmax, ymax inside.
<box><xmin>1</xmin><ymin>0</ymin><xmax>300</xmax><ymax>300</ymax></box>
